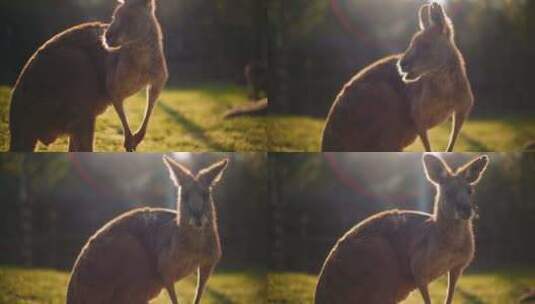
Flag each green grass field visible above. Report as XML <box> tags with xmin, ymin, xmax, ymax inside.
<box><xmin>5</xmin><ymin>266</ymin><xmax>533</xmax><ymax>303</ymax></box>
<box><xmin>0</xmin><ymin>266</ymin><xmax>266</xmax><ymax>304</ymax></box>
<box><xmin>268</xmin><ymin>269</ymin><xmax>535</xmax><ymax>304</ymax></box>
<box><xmin>2</xmin><ymin>85</ymin><xmax>534</xmax><ymax>152</ymax></box>
<box><xmin>268</xmin><ymin>115</ymin><xmax>535</xmax><ymax>152</ymax></box>
<box><xmin>0</xmin><ymin>85</ymin><xmax>268</xmax><ymax>152</ymax></box>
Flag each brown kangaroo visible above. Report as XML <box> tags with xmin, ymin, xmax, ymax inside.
<box><xmin>315</xmin><ymin>154</ymin><xmax>489</xmax><ymax>304</ymax></box>
<box><xmin>66</xmin><ymin>156</ymin><xmax>228</xmax><ymax>304</ymax></box>
<box><xmin>322</xmin><ymin>3</ymin><xmax>473</xmax><ymax>152</ymax></box>
<box><xmin>245</xmin><ymin>61</ymin><xmax>267</xmax><ymax>101</ymax></box>
<box><xmin>9</xmin><ymin>0</ymin><xmax>168</xmax><ymax>152</ymax></box>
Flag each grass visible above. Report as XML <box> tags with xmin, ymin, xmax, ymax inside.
<box><xmin>2</xmin><ymin>266</ymin><xmax>534</xmax><ymax>303</ymax></box>
<box><xmin>0</xmin><ymin>85</ymin><xmax>268</xmax><ymax>152</ymax></box>
<box><xmin>267</xmin><ymin>115</ymin><xmax>535</xmax><ymax>152</ymax></box>
<box><xmin>2</xmin><ymin>84</ymin><xmax>534</xmax><ymax>152</ymax></box>
<box><xmin>268</xmin><ymin>268</ymin><xmax>535</xmax><ymax>304</ymax></box>
<box><xmin>0</xmin><ymin>266</ymin><xmax>266</xmax><ymax>304</ymax></box>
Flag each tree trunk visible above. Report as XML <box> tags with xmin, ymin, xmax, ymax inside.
<box><xmin>47</xmin><ymin>202</ymin><xmax>58</xmax><ymax>267</ymax></box>
<box><xmin>254</xmin><ymin>0</ymin><xmax>268</xmax><ymax>62</ymax></box>
<box><xmin>268</xmin><ymin>154</ymin><xmax>286</xmax><ymax>270</ymax></box>
<box><xmin>268</xmin><ymin>0</ymin><xmax>289</xmax><ymax>114</ymax></box>
<box><xmin>19</xmin><ymin>157</ymin><xmax>33</xmax><ymax>266</ymax></box>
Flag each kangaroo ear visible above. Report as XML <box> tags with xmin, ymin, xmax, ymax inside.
<box><xmin>163</xmin><ymin>155</ymin><xmax>194</xmax><ymax>187</ymax></box>
<box><xmin>423</xmin><ymin>154</ymin><xmax>451</xmax><ymax>185</ymax></box>
<box><xmin>419</xmin><ymin>4</ymin><xmax>431</xmax><ymax>30</ymax></box>
<box><xmin>429</xmin><ymin>3</ymin><xmax>453</xmax><ymax>37</ymax></box>
<box><xmin>458</xmin><ymin>155</ymin><xmax>489</xmax><ymax>185</ymax></box>
<box><xmin>198</xmin><ymin>159</ymin><xmax>229</xmax><ymax>188</ymax></box>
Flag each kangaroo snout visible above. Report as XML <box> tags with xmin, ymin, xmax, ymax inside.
<box><xmin>104</xmin><ymin>29</ymin><xmax>120</xmax><ymax>48</ymax></box>
<box><xmin>397</xmin><ymin>55</ymin><xmax>421</xmax><ymax>82</ymax></box>
<box><xmin>189</xmin><ymin>216</ymin><xmax>209</xmax><ymax>229</ymax></box>
<box><xmin>457</xmin><ymin>205</ymin><xmax>474</xmax><ymax>220</ymax></box>
<box><xmin>397</xmin><ymin>57</ymin><xmax>411</xmax><ymax>74</ymax></box>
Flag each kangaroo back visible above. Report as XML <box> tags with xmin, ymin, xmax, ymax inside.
<box><xmin>321</xmin><ymin>55</ymin><xmax>417</xmax><ymax>152</ymax></box>
<box><xmin>9</xmin><ymin>23</ymin><xmax>109</xmax><ymax>151</ymax></box>
<box><xmin>315</xmin><ymin>210</ymin><xmax>431</xmax><ymax>304</ymax></box>
<box><xmin>67</xmin><ymin>208</ymin><xmax>176</xmax><ymax>304</ymax></box>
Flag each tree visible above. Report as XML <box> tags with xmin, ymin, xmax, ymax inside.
<box><xmin>0</xmin><ymin>154</ymin><xmax>69</xmax><ymax>266</ymax></box>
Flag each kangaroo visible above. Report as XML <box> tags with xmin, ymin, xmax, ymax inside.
<box><xmin>245</xmin><ymin>61</ymin><xmax>267</xmax><ymax>101</ymax></box>
<box><xmin>315</xmin><ymin>154</ymin><xmax>489</xmax><ymax>304</ymax></box>
<box><xmin>66</xmin><ymin>156</ymin><xmax>228</xmax><ymax>304</ymax></box>
<box><xmin>9</xmin><ymin>0</ymin><xmax>168</xmax><ymax>152</ymax></box>
<box><xmin>322</xmin><ymin>3</ymin><xmax>473</xmax><ymax>152</ymax></box>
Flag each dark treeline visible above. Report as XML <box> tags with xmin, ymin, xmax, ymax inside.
<box><xmin>1</xmin><ymin>152</ymin><xmax>534</xmax><ymax>273</ymax></box>
<box><xmin>270</xmin><ymin>153</ymin><xmax>535</xmax><ymax>273</ymax></box>
<box><xmin>0</xmin><ymin>0</ymin><xmax>267</xmax><ymax>86</ymax></box>
<box><xmin>0</xmin><ymin>153</ymin><xmax>268</xmax><ymax>270</ymax></box>
<box><xmin>270</xmin><ymin>0</ymin><xmax>535</xmax><ymax>116</ymax></box>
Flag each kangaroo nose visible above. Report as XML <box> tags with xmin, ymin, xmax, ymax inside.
<box><xmin>194</xmin><ymin>218</ymin><xmax>204</xmax><ymax>228</ymax></box>
<box><xmin>459</xmin><ymin>206</ymin><xmax>473</xmax><ymax>219</ymax></box>
<box><xmin>105</xmin><ymin>31</ymin><xmax>117</xmax><ymax>45</ymax></box>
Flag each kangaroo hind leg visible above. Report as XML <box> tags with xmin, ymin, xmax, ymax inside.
<box><xmin>9</xmin><ymin>128</ymin><xmax>38</xmax><ymax>152</ymax></box>
<box><xmin>69</xmin><ymin>117</ymin><xmax>96</xmax><ymax>152</ymax></box>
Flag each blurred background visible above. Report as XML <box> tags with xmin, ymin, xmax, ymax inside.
<box><xmin>269</xmin><ymin>153</ymin><xmax>535</xmax><ymax>273</ymax></box>
<box><xmin>0</xmin><ymin>0</ymin><xmax>267</xmax><ymax>86</ymax></box>
<box><xmin>269</xmin><ymin>0</ymin><xmax>535</xmax><ymax>116</ymax></box>
<box><xmin>0</xmin><ymin>153</ymin><xmax>268</xmax><ymax>270</ymax></box>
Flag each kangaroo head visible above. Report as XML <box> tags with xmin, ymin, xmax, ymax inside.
<box><xmin>104</xmin><ymin>0</ymin><xmax>157</xmax><ymax>48</ymax></box>
<box><xmin>163</xmin><ymin>156</ymin><xmax>229</xmax><ymax>229</ymax></box>
<box><xmin>423</xmin><ymin>154</ymin><xmax>489</xmax><ymax>221</ymax></box>
<box><xmin>398</xmin><ymin>3</ymin><xmax>458</xmax><ymax>83</ymax></box>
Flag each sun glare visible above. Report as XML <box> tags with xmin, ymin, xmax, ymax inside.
<box><xmin>433</xmin><ymin>0</ymin><xmax>448</xmax><ymax>6</ymax></box>
<box><xmin>171</xmin><ymin>152</ymin><xmax>192</xmax><ymax>161</ymax></box>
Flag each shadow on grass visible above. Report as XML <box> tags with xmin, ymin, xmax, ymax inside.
<box><xmin>459</xmin><ymin>132</ymin><xmax>491</xmax><ymax>151</ymax></box>
<box><xmin>167</xmin><ymin>83</ymin><xmax>245</xmax><ymax>107</ymax></box>
<box><xmin>456</xmin><ymin>286</ymin><xmax>485</xmax><ymax>304</ymax></box>
<box><xmin>507</xmin><ymin>119</ymin><xmax>535</xmax><ymax>147</ymax></box>
<box><xmin>159</xmin><ymin>101</ymin><xmax>226</xmax><ymax>151</ymax></box>
<box><xmin>205</xmin><ymin>287</ymin><xmax>233</xmax><ymax>304</ymax></box>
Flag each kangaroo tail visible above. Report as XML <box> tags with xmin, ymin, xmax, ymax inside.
<box><xmin>224</xmin><ymin>98</ymin><xmax>268</xmax><ymax>119</ymax></box>
<box><xmin>520</xmin><ymin>289</ymin><xmax>535</xmax><ymax>303</ymax></box>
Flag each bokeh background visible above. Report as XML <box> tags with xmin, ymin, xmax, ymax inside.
<box><xmin>0</xmin><ymin>153</ymin><xmax>268</xmax><ymax>269</ymax></box>
<box><xmin>270</xmin><ymin>153</ymin><xmax>535</xmax><ymax>272</ymax></box>
<box><xmin>0</xmin><ymin>0</ymin><xmax>267</xmax><ymax>86</ymax></box>
<box><xmin>270</xmin><ymin>0</ymin><xmax>535</xmax><ymax>116</ymax></box>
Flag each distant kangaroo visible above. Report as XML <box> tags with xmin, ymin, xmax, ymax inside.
<box><xmin>244</xmin><ymin>61</ymin><xmax>267</xmax><ymax>101</ymax></box>
<box><xmin>315</xmin><ymin>154</ymin><xmax>489</xmax><ymax>304</ymax></box>
<box><xmin>9</xmin><ymin>0</ymin><xmax>168</xmax><ymax>152</ymax></box>
<box><xmin>322</xmin><ymin>3</ymin><xmax>473</xmax><ymax>152</ymax></box>
<box><xmin>66</xmin><ymin>156</ymin><xmax>228</xmax><ymax>304</ymax></box>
